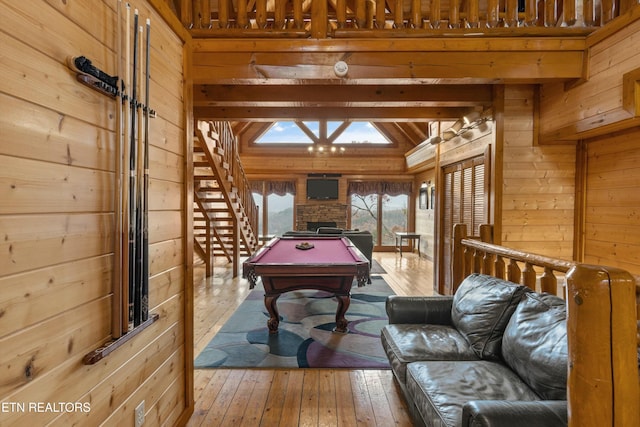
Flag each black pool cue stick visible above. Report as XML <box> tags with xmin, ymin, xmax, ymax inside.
<box><xmin>134</xmin><ymin>23</ymin><xmax>144</xmax><ymax>327</ymax></box>
<box><xmin>112</xmin><ymin>0</ymin><xmax>124</xmax><ymax>339</ymax></box>
<box><xmin>141</xmin><ymin>17</ymin><xmax>151</xmax><ymax>322</ymax></box>
<box><xmin>121</xmin><ymin>2</ymin><xmax>131</xmax><ymax>335</ymax></box>
<box><xmin>128</xmin><ymin>8</ymin><xmax>140</xmax><ymax>331</ymax></box>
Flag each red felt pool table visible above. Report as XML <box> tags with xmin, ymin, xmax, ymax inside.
<box><xmin>242</xmin><ymin>236</ymin><xmax>370</xmax><ymax>333</ymax></box>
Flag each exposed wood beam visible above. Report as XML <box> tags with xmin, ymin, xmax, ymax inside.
<box><xmin>194</xmin><ymin>84</ymin><xmax>493</xmax><ymax>107</ymax></box>
<box><xmin>193</xmin><ymin>106</ymin><xmax>471</xmax><ymax>120</ymax></box>
<box><xmin>192</xmin><ymin>38</ymin><xmax>587</xmax><ymax>85</ymax></box>
<box><xmin>193</xmin><ymin>51</ymin><xmax>585</xmax><ymax>84</ymax></box>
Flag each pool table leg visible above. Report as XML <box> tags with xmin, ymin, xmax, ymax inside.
<box><xmin>333</xmin><ymin>294</ymin><xmax>351</xmax><ymax>333</ymax></box>
<box><xmin>264</xmin><ymin>294</ymin><xmax>280</xmax><ymax>334</ymax></box>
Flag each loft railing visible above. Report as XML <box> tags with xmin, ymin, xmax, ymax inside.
<box><xmin>452</xmin><ymin>223</ymin><xmax>574</xmax><ymax>295</ymax></box>
<box><xmin>172</xmin><ymin>0</ymin><xmax>634</xmax><ymax>37</ymax></box>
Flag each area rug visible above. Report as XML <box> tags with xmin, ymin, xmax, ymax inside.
<box><xmin>195</xmin><ymin>276</ymin><xmax>393</xmax><ymax>369</ymax></box>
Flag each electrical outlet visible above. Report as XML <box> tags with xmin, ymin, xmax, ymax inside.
<box><xmin>134</xmin><ymin>400</ymin><xmax>145</xmax><ymax>427</ymax></box>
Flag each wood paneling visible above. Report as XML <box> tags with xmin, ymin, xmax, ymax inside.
<box><xmin>539</xmin><ymin>13</ymin><xmax>640</xmax><ymax>141</ymax></box>
<box><xmin>584</xmin><ymin>129</ymin><xmax>640</xmax><ymax>275</ymax></box>
<box><xmin>499</xmin><ymin>85</ymin><xmax>576</xmax><ymax>261</ymax></box>
<box><xmin>0</xmin><ymin>0</ymin><xmax>190</xmax><ymax>425</ymax></box>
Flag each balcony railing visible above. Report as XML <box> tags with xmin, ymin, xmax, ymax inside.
<box><xmin>172</xmin><ymin>0</ymin><xmax>633</xmax><ymax>37</ymax></box>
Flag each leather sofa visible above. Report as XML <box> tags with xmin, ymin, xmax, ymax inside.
<box><xmin>282</xmin><ymin>228</ymin><xmax>374</xmax><ymax>267</ymax></box>
<box><xmin>381</xmin><ymin>273</ymin><xmax>568</xmax><ymax>427</ymax></box>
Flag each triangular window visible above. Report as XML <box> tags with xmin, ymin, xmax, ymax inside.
<box><xmin>255</xmin><ymin>120</ymin><xmax>391</xmax><ymax>145</ymax></box>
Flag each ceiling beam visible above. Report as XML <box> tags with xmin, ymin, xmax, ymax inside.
<box><xmin>192</xmin><ymin>38</ymin><xmax>587</xmax><ymax>84</ymax></box>
<box><xmin>194</xmin><ymin>84</ymin><xmax>493</xmax><ymax>107</ymax></box>
<box><xmin>193</xmin><ymin>106</ymin><xmax>472</xmax><ymax>120</ymax></box>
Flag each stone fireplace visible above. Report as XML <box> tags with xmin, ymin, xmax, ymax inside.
<box><xmin>295</xmin><ymin>203</ymin><xmax>348</xmax><ymax>231</ymax></box>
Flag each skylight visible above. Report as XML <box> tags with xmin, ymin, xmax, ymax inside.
<box><xmin>255</xmin><ymin>121</ymin><xmax>312</xmax><ymax>144</ymax></box>
<box><xmin>333</xmin><ymin>122</ymin><xmax>390</xmax><ymax>144</ymax></box>
<box><xmin>255</xmin><ymin>120</ymin><xmax>391</xmax><ymax>145</ymax></box>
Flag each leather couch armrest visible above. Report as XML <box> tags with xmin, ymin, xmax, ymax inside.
<box><xmin>462</xmin><ymin>400</ymin><xmax>567</xmax><ymax>427</ymax></box>
<box><xmin>385</xmin><ymin>295</ymin><xmax>454</xmax><ymax>325</ymax></box>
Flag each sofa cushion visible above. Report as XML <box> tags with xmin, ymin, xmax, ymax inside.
<box><xmin>502</xmin><ymin>292</ymin><xmax>568</xmax><ymax>400</ymax></box>
<box><xmin>407</xmin><ymin>361</ymin><xmax>541</xmax><ymax>427</ymax></box>
<box><xmin>451</xmin><ymin>274</ymin><xmax>529</xmax><ymax>360</ymax></box>
<box><xmin>381</xmin><ymin>324</ymin><xmax>477</xmax><ymax>385</ymax></box>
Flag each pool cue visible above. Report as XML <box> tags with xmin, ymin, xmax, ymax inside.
<box><xmin>141</xmin><ymin>17</ymin><xmax>151</xmax><ymax>322</ymax></box>
<box><xmin>112</xmin><ymin>0</ymin><xmax>123</xmax><ymax>339</ymax></box>
<box><xmin>127</xmin><ymin>8</ymin><xmax>140</xmax><ymax>331</ymax></box>
<box><xmin>121</xmin><ymin>2</ymin><xmax>131</xmax><ymax>335</ymax></box>
<box><xmin>134</xmin><ymin>23</ymin><xmax>144</xmax><ymax>327</ymax></box>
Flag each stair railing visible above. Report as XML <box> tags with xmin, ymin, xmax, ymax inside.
<box><xmin>197</xmin><ymin>120</ymin><xmax>259</xmax><ymax>254</ymax></box>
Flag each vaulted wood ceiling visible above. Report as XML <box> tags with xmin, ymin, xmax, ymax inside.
<box><xmin>191</xmin><ymin>37</ymin><xmax>589</xmax><ymax>146</ymax></box>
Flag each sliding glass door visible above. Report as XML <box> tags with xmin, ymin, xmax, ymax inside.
<box><xmin>350</xmin><ymin>190</ymin><xmax>409</xmax><ymax>249</ymax></box>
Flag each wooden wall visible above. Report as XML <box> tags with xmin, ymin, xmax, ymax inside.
<box><xmin>583</xmin><ymin>128</ymin><xmax>640</xmax><ymax>275</ymax></box>
<box><xmin>498</xmin><ymin>85</ymin><xmax>577</xmax><ymax>260</ymax></box>
<box><xmin>539</xmin><ymin>8</ymin><xmax>640</xmax><ymax>142</ymax></box>
<box><xmin>0</xmin><ymin>1</ymin><xmax>192</xmax><ymax>425</ymax></box>
<box><xmin>539</xmin><ymin>6</ymin><xmax>640</xmax><ymax>270</ymax></box>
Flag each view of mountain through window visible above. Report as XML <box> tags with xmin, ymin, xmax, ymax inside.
<box><xmin>255</xmin><ymin>121</ymin><xmax>391</xmax><ymax>144</ymax></box>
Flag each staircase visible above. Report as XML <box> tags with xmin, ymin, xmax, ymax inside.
<box><xmin>193</xmin><ymin>120</ymin><xmax>259</xmax><ymax>277</ymax></box>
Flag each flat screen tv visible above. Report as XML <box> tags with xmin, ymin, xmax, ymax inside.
<box><xmin>307</xmin><ymin>179</ymin><xmax>339</xmax><ymax>200</ymax></box>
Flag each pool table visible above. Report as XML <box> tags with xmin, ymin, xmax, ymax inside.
<box><xmin>242</xmin><ymin>236</ymin><xmax>370</xmax><ymax>334</ymax></box>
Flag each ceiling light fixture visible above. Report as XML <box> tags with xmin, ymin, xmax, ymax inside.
<box><xmin>307</xmin><ymin>145</ymin><xmax>346</xmax><ymax>155</ymax></box>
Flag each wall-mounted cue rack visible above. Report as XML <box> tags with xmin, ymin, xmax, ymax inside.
<box><xmin>68</xmin><ymin>1</ymin><xmax>159</xmax><ymax>364</ymax></box>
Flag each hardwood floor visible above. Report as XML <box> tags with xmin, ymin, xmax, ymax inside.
<box><xmin>187</xmin><ymin>251</ymin><xmax>435</xmax><ymax>426</ymax></box>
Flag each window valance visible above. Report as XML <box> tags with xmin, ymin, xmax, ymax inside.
<box><xmin>347</xmin><ymin>181</ymin><xmax>412</xmax><ymax>196</ymax></box>
<box><xmin>250</xmin><ymin>180</ymin><xmax>297</xmax><ymax>196</ymax></box>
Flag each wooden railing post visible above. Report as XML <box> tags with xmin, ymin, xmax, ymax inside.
<box><xmin>601</xmin><ymin>0</ymin><xmax>616</xmax><ymax>23</ymax></box>
<box><xmin>487</xmin><ymin>0</ymin><xmax>500</xmax><ymax>27</ymax></box>
<box><xmin>375</xmin><ymin>0</ymin><xmax>386</xmax><ymax>28</ymax></box>
<box><xmin>449</xmin><ymin>0</ymin><xmax>460</xmax><ymax>28</ymax></box>
<box><xmin>256</xmin><ymin>0</ymin><xmax>268</xmax><ymax>28</ymax></box>
<box><xmin>336</xmin><ymin>0</ymin><xmax>347</xmax><ymax>28</ymax></box>
<box><xmin>540</xmin><ymin>266</ymin><xmax>558</xmax><ymax>295</ymax></box>
<box><xmin>393</xmin><ymin>0</ymin><xmax>404</xmax><ymax>28</ymax></box>
<box><xmin>355</xmin><ymin>0</ymin><xmax>366</xmax><ymax>28</ymax></box>
<box><xmin>237</xmin><ymin>0</ymin><xmax>248</xmax><ymax>28</ymax></box>
<box><xmin>366</xmin><ymin>0</ymin><xmax>375</xmax><ymax>28</ymax></box>
<box><xmin>563</xmin><ymin>0</ymin><xmax>577</xmax><ymax>26</ymax></box>
<box><xmin>311</xmin><ymin>0</ymin><xmax>328</xmax><ymax>38</ymax></box>
<box><xmin>495</xmin><ymin>255</ymin><xmax>506</xmax><ymax>279</ymax></box>
<box><xmin>411</xmin><ymin>0</ymin><xmax>422</xmax><ymax>28</ymax></box>
<box><xmin>218</xmin><ymin>0</ymin><xmax>230</xmax><ymax>28</ymax></box>
<box><xmin>525</xmin><ymin>0</ymin><xmax>538</xmax><ymax>25</ymax></box>
<box><xmin>274</xmin><ymin>0</ymin><xmax>287</xmax><ymax>29</ymax></box>
<box><xmin>566</xmin><ymin>265</ymin><xmax>640</xmax><ymax>427</ymax></box>
<box><xmin>522</xmin><ymin>261</ymin><xmax>536</xmax><ymax>289</ymax></box>
<box><xmin>544</xmin><ymin>0</ymin><xmax>557</xmax><ymax>26</ymax></box>
<box><xmin>479</xmin><ymin>223</ymin><xmax>493</xmax><ymax>243</ymax></box>
<box><xmin>505</xmin><ymin>0</ymin><xmax>519</xmax><ymax>26</ymax></box>
<box><xmin>468</xmin><ymin>0</ymin><xmax>480</xmax><ymax>27</ymax></box>
<box><xmin>430</xmin><ymin>0</ymin><xmax>441</xmax><ymax>28</ymax></box>
<box><xmin>293</xmin><ymin>0</ymin><xmax>304</xmax><ymax>29</ymax></box>
<box><xmin>507</xmin><ymin>259</ymin><xmax>521</xmax><ymax>283</ymax></box>
<box><xmin>583</xmin><ymin>0</ymin><xmax>597</xmax><ymax>26</ymax></box>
